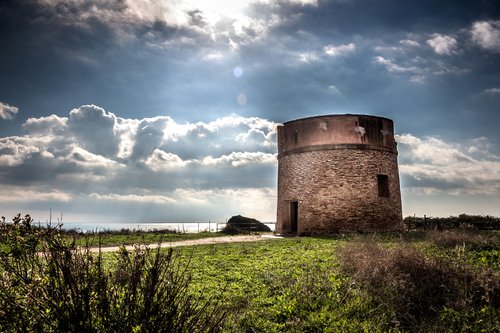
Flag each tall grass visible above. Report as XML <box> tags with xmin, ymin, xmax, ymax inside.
<box><xmin>339</xmin><ymin>237</ymin><xmax>499</xmax><ymax>331</ymax></box>
<box><xmin>0</xmin><ymin>214</ymin><xmax>229</xmax><ymax>332</ymax></box>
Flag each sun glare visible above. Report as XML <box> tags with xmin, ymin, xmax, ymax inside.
<box><xmin>183</xmin><ymin>0</ymin><xmax>251</xmax><ymax>24</ymax></box>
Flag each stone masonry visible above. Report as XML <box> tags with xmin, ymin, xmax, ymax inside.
<box><xmin>276</xmin><ymin>114</ymin><xmax>403</xmax><ymax>234</ymax></box>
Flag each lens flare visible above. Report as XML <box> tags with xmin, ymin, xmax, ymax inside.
<box><xmin>233</xmin><ymin>66</ymin><xmax>243</xmax><ymax>77</ymax></box>
<box><xmin>237</xmin><ymin>93</ymin><xmax>247</xmax><ymax>105</ymax></box>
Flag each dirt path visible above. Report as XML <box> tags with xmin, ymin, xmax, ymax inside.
<box><xmin>91</xmin><ymin>234</ymin><xmax>283</xmax><ymax>253</ymax></box>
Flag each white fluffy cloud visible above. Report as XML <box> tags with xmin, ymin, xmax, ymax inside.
<box><xmin>397</xmin><ymin>134</ymin><xmax>500</xmax><ymax>195</ymax></box>
<box><xmin>0</xmin><ymin>102</ymin><xmax>19</xmax><ymax>120</ymax></box>
<box><xmin>23</xmin><ymin>114</ymin><xmax>67</xmax><ymax>134</ymax></box>
<box><xmin>471</xmin><ymin>20</ymin><xmax>500</xmax><ymax>52</ymax></box>
<box><xmin>68</xmin><ymin>105</ymin><xmax>120</xmax><ymax>157</ymax></box>
<box><xmin>482</xmin><ymin>87</ymin><xmax>500</xmax><ymax>95</ymax></box>
<box><xmin>399</xmin><ymin>39</ymin><xmax>420</xmax><ymax>47</ymax></box>
<box><xmin>426</xmin><ymin>33</ymin><xmax>458</xmax><ymax>55</ymax></box>
<box><xmin>0</xmin><ymin>105</ymin><xmax>280</xmax><ymax>222</ymax></box>
<box><xmin>483</xmin><ymin>87</ymin><xmax>500</xmax><ymax>95</ymax></box>
<box><xmin>374</xmin><ymin>56</ymin><xmax>418</xmax><ymax>73</ymax></box>
<box><xmin>324</xmin><ymin>43</ymin><xmax>356</xmax><ymax>56</ymax></box>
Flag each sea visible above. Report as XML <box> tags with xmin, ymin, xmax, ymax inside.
<box><xmin>58</xmin><ymin>221</ymin><xmax>276</xmax><ymax>233</ymax></box>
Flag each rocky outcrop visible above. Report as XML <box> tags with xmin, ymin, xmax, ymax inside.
<box><xmin>224</xmin><ymin>215</ymin><xmax>271</xmax><ymax>233</ymax></box>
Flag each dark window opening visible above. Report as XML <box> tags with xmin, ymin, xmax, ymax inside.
<box><xmin>377</xmin><ymin>174</ymin><xmax>390</xmax><ymax>198</ymax></box>
<box><xmin>290</xmin><ymin>201</ymin><xmax>298</xmax><ymax>233</ymax></box>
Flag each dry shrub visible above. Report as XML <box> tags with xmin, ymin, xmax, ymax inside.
<box><xmin>339</xmin><ymin>239</ymin><xmax>499</xmax><ymax>328</ymax></box>
<box><xmin>428</xmin><ymin>230</ymin><xmax>499</xmax><ymax>250</ymax></box>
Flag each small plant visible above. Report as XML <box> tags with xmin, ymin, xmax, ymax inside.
<box><xmin>0</xmin><ymin>214</ymin><xmax>229</xmax><ymax>332</ymax></box>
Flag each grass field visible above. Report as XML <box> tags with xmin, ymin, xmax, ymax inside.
<box><xmin>1</xmin><ymin>214</ymin><xmax>498</xmax><ymax>332</ymax></box>
<box><xmin>65</xmin><ymin>229</ymin><xmax>228</xmax><ymax>247</ymax></box>
<box><xmin>173</xmin><ymin>232</ymin><xmax>499</xmax><ymax>332</ymax></box>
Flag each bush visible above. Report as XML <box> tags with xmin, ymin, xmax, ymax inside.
<box><xmin>428</xmin><ymin>230</ymin><xmax>499</xmax><ymax>250</ymax></box>
<box><xmin>338</xmin><ymin>239</ymin><xmax>499</xmax><ymax>330</ymax></box>
<box><xmin>0</xmin><ymin>214</ymin><xmax>228</xmax><ymax>332</ymax></box>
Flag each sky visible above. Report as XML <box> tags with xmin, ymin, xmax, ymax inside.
<box><xmin>0</xmin><ymin>0</ymin><xmax>499</xmax><ymax>223</ymax></box>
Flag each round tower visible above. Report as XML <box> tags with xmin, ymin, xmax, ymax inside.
<box><xmin>276</xmin><ymin>114</ymin><xmax>403</xmax><ymax>234</ymax></box>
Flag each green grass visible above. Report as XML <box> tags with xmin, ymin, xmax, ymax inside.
<box><xmin>172</xmin><ymin>232</ymin><xmax>499</xmax><ymax>332</ymax></box>
<box><xmin>65</xmin><ymin>230</ymin><xmax>229</xmax><ymax>247</ymax></box>
<box><xmin>177</xmin><ymin>237</ymin><xmax>354</xmax><ymax>332</ymax></box>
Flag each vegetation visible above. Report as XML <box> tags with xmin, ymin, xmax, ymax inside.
<box><xmin>339</xmin><ymin>236</ymin><xmax>499</xmax><ymax>331</ymax></box>
<box><xmin>62</xmin><ymin>228</ymin><xmax>226</xmax><ymax>247</ymax></box>
<box><xmin>178</xmin><ymin>233</ymin><xmax>499</xmax><ymax>332</ymax></box>
<box><xmin>1</xmin><ymin>214</ymin><xmax>499</xmax><ymax>332</ymax></box>
<box><xmin>404</xmin><ymin>214</ymin><xmax>500</xmax><ymax>230</ymax></box>
<box><xmin>0</xmin><ymin>214</ymin><xmax>229</xmax><ymax>332</ymax></box>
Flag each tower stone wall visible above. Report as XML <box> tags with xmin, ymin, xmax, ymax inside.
<box><xmin>276</xmin><ymin>114</ymin><xmax>403</xmax><ymax>234</ymax></box>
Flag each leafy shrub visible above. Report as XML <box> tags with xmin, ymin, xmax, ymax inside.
<box><xmin>339</xmin><ymin>239</ymin><xmax>499</xmax><ymax>330</ymax></box>
<box><xmin>0</xmin><ymin>214</ymin><xmax>228</xmax><ymax>332</ymax></box>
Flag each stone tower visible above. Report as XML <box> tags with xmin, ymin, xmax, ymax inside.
<box><xmin>276</xmin><ymin>114</ymin><xmax>403</xmax><ymax>234</ymax></box>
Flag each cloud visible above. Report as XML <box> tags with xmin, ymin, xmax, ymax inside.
<box><xmin>399</xmin><ymin>39</ymin><xmax>420</xmax><ymax>47</ymax></box>
<box><xmin>0</xmin><ymin>105</ymin><xmax>280</xmax><ymax>221</ymax></box>
<box><xmin>0</xmin><ymin>186</ymin><xmax>72</xmax><ymax>203</ymax></box>
<box><xmin>144</xmin><ymin>150</ymin><xmax>187</xmax><ymax>171</ymax></box>
<box><xmin>374</xmin><ymin>56</ymin><xmax>419</xmax><ymax>73</ymax></box>
<box><xmin>373</xmin><ymin>50</ymin><xmax>468</xmax><ymax>83</ymax></box>
<box><xmin>298</xmin><ymin>52</ymin><xmax>320</xmax><ymax>63</ymax></box>
<box><xmin>0</xmin><ymin>102</ymin><xmax>19</xmax><ymax>120</ymax></box>
<box><xmin>471</xmin><ymin>20</ymin><xmax>500</xmax><ymax>52</ymax></box>
<box><xmin>23</xmin><ymin>115</ymin><xmax>67</xmax><ymax>135</ymax></box>
<box><xmin>130</xmin><ymin>118</ymin><xmax>168</xmax><ymax>161</ymax></box>
<box><xmin>426</xmin><ymin>33</ymin><xmax>458</xmax><ymax>55</ymax></box>
<box><xmin>327</xmin><ymin>85</ymin><xmax>341</xmax><ymax>94</ymax></box>
<box><xmin>483</xmin><ymin>87</ymin><xmax>500</xmax><ymax>95</ymax></box>
<box><xmin>171</xmin><ymin>187</ymin><xmax>277</xmax><ymax>221</ymax></box>
<box><xmin>2</xmin><ymin>104</ymin><xmax>499</xmax><ymax>221</ymax></box>
<box><xmin>0</xmin><ymin>136</ymin><xmax>53</xmax><ymax>167</ymax></box>
<box><xmin>324</xmin><ymin>43</ymin><xmax>356</xmax><ymax>56</ymax></box>
<box><xmin>397</xmin><ymin>134</ymin><xmax>500</xmax><ymax>195</ymax></box>
<box><xmin>67</xmin><ymin>105</ymin><xmax>120</xmax><ymax>157</ymax></box>
<box><xmin>199</xmin><ymin>151</ymin><xmax>276</xmax><ymax>167</ymax></box>
<box><xmin>34</xmin><ymin>0</ymin><xmax>316</xmax><ymax>50</ymax></box>
<box><xmin>89</xmin><ymin>193</ymin><xmax>177</xmax><ymax>205</ymax></box>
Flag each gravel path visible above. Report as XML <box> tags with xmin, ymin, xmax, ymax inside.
<box><xmin>91</xmin><ymin>234</ymin><xmax>283</xmax><ymax>253</ymax></box>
